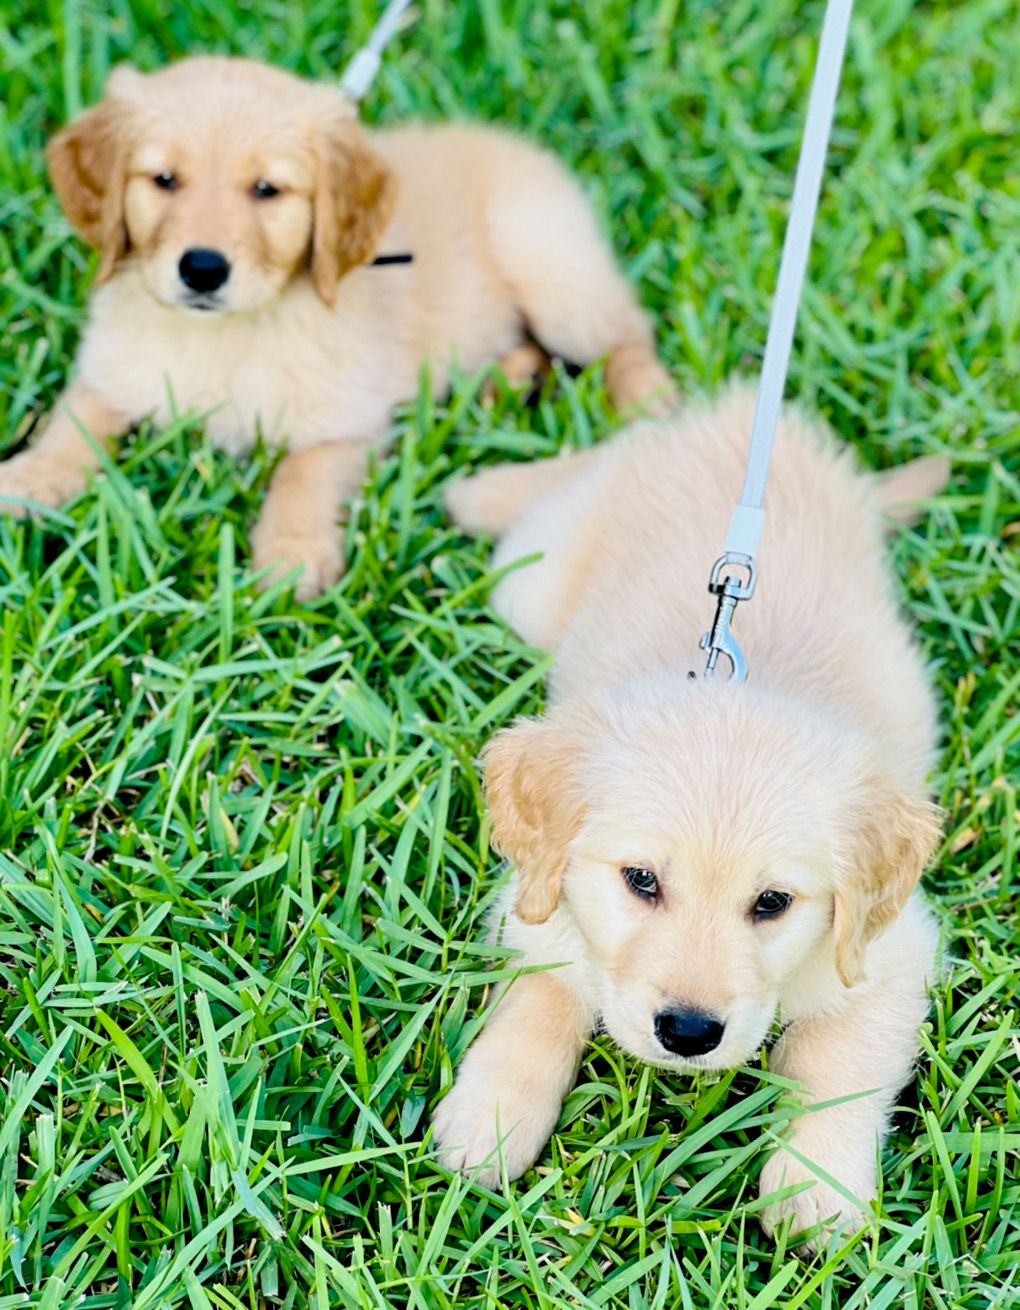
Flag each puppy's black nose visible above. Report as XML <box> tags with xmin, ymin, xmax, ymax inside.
<box><xmin>178</xmin><ymin>248</ymin><xmax>231</xmax><ymax>294</ymax></box>
<box><xmin>654</xmin><ymin>1007</ymin><xmax>725</xmax><ymax>1057</ymax></box>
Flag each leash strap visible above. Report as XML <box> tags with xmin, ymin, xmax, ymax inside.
<box><xmin>700</xmin><ymin>0</ymin><xmax>855</xmax><ymax>681</ymax></box>
<box><xmin>340</xmin><ymin>0</ymin><xmax>415</xmax><ymax>103</ymax></box>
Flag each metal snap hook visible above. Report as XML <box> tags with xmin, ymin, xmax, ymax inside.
<box><xmin>696</xmin><ymin>554</ymin><xmax>756</xmax><ymax>683</ymax></box>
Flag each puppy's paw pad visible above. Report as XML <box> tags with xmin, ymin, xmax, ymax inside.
<box><xmin>250</xmin><ymin>530</ymin><xmax>345</xmax><ymax>600</ymax></box>
<box><xmin>758</xmin><ymin>1153</ymin><xmax>873</xmax><ymax>1250</ymax></box>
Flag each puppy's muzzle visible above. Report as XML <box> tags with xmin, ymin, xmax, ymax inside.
<box><xmin>179</xmin><ymin>247</ymin><xmax>231</xmax><ymax>295</ymax></box>
<box><xmin>654</xmin><ymin>1007</ymin><xmax>725</xmax><ymax>1057</ymax></box>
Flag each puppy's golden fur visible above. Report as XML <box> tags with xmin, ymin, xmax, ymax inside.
<box><xmin>434</xmin><ymin>388</ymin><xmax>949</xmax><ymax>1243</ymax></box>
<box><xmin>2</xmin><ymin>57</ymin><xmax>673</xmax><ymax>597</ymax></box>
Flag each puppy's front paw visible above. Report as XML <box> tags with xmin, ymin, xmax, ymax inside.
<box><xmin>0</xmin><ymin>454</ymin><xmax>84</xmax><ymax>517</ymax></box>
<box><xmin>443</xmin><ymin>471</ymin><xmax>502</xmax><ymax>538</ymax></box>
<box><xmin>605</xmin><ymin>353</ymin><xmax>679</xmax><ymax>420</ymax></box>
<box><xmin>431</xmin><ymin>1068</ymin><xmax>562</xmax><ymax>1188</ymax></box>
<box><xmin>249</xmin><ymin>524</ymin><xmax>345</xmax><ymax>601</ymax></box>
<box><xmin>444</xmin><ymin>464</ymin><xmax>540</xmax><ymax>539</ymax></box>
<box><xmin>758</xmin><ymin>1148</ymin><xmax>875</xmax><ymax>1250</ymax></box>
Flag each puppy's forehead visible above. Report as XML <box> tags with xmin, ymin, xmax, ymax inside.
<box><xmin>114</xmin><ymin>58</ymin><xmax>347</xmax><ymax>142</ymax></box>
<box><xmin>576</xmin><ymin>690</ymin><xmax>854</xmax><ymax>865</ymax></box>
<box><xmin>115</xmin><ymin>56</ymin><xmax>339</xmax><ymax>105</ymax></box>
<box><xmin>131</xmin><ymin>115</ymin><xmax>312</xmax><ymax>169</ymax></box>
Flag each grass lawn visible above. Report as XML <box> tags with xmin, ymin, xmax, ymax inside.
<box><xmin>1</xmin><ymin>0</ymin><xmax>1018</xmax><ymax>1304</ymax></box>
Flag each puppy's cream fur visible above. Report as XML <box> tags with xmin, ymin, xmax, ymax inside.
<box><xmin>2</xmin><ymin>56</ymin><xmax>673</xmax><ymax>598</ymax></box>
<box><xmin>435</xmin><ymin>389</ymin><xmax>948</xmax><ymax>1244</ymax></box>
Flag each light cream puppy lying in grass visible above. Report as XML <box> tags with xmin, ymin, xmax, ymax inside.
<box><xmin>1</xmin><ymin>57</ymin><xmax>672</xmax><ymax>599</ymax></box>
<box><xmin>435</xmin><ymin>387</ymin><xmax>948</xmax><ymax>1243</ymax></box>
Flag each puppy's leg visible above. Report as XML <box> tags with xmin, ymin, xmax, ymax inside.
<box><xmin>432</xmin><ymin>972</ymin><xmax>590</xmax><ymax>1187</ymax></box>
<box><xmin>250</xmin><ymin>440</ymin><xmax>371</xmax><ymax>601</ymax></box>
<box><xmin>0</xmin><ymin>382</ymin><xmax>126</xmax><ymax>516</ymax></box>
<box><xmin>445</xmin><ymin>446</ymin><xmax>603</xmax><ymax>539</ymax></box>
<box><xmin>604</xmin><ymin>337</ymin><xmax>677</xmax><ymax>418</ymax></box>
<box><xmin>759</xmin><ymin>905</ymin><xmax>936</xmax><ymax>1247</ymax></box>
<box><xmin>484</xmin><ymin>156</ymin><xmax>676</xmax><ymax>417</ymax></box>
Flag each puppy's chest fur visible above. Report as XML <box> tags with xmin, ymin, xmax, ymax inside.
<box><xmin>76</xmin><ymin>261</ymin><xmax>516</xmax><ymax>454</ymax></box>
<box><xmin>75</xmin><ymin>271</ymin><xmax>415</xmax><ymax>453</ymax></box>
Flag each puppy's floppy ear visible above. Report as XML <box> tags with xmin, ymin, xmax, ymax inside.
<box><xmin>311</xmin><ymin>116</ymin><xmax>398</xmax><ymax>303</ymax></box>
<box><xmin>46</xmin><ymin>78</ymin><xmax>139</xmax><ymax>282</ymax></box>
<box><xmin>834</xmin><ymin>774</ymin><xmax>941</xmax><ymax>987</ymax></box>
<box><xmin>484</xmin><ymin>716</ymin><xmax>587</xmax><ymax>925</ymax></box>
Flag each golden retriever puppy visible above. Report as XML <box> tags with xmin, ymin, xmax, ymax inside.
<box><xmin>434</xmin><ymin>387</ymin><xmax>949</xmax><ymax>1243</ymax></box>
<box><xmin>1</xmin><ymin>57</ymin><xmax>674</xmax><ymax>599</ymax></box>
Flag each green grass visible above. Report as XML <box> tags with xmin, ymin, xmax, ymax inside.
<box><xmin>0</xmin><ymin>0</ymin><xmax>1018</xmax><ymax>1304</ymax></box>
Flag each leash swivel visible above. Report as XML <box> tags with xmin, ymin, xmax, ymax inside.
<box><xmin>699</xmin><ymin>555</ymin><xmax>756</xmax><ymax>682</ymax></box>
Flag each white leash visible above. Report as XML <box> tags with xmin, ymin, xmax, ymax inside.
<box><xmin>340</xmin><ymin>0</ymin><xmax>414</xmax><ymax>103</ymax></box>
<box><xmin>699</xmin><ymin>0</ymin><xmax>855</xmax><ymax>682</ymax></box>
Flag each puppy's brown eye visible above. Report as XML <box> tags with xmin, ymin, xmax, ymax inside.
<box><xmin>252</xmin><ymin>180</ymin><xmax>280</xmax><ymax>200</ymax></box>
<box><xmin>622</xmin><ymin>866</ymin><xmax>659</xmax><ymax>900</ymax></box>
<box><xmin>153</xmin><ymin>172</ymin><xmax>179</xmax><ymax>191</ymax></box>
<box><xmin>752</xmin><ymin>890</ymin><xmax>793</xmax><ymax>921</ymax></box>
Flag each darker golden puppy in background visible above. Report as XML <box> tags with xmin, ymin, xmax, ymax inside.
<box><xmin>435</xmin><ymin>388</ymin><xmax>949</xmax><ymax>1245</ymax></box>
<box><xmin>2</xmin><ymin>57</ymin><xmax>674</xmax><ymax>598</ymax></box>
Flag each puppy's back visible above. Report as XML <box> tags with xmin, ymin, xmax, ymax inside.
<box><xmin>500</xmin><ymin>388</ymin><xmax>938</xmax><ymax>784</ymax></box>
